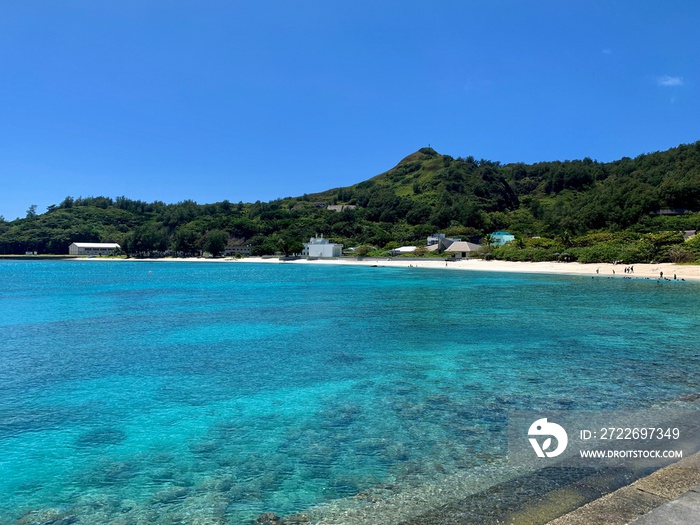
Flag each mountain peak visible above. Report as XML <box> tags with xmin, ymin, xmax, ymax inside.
<box><xmin>396</xmin><ymin>147</ymin><xmax>440</xmax><ymax>166</ymax></box>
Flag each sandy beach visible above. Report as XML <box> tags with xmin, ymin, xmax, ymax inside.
<box><xmin>72</xmin><ymin>255</ymin><xmax>700</xmax><ymax>282</ymax></box>
<box><xmin>237</xmin><ymin>256</ymin><xmax>700</xmax><ymax>281</ymax></box>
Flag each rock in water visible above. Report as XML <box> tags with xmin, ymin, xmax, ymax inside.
<box><xmin>255</xmin><ymin>512</ymin><xmax>281</xmax><ymax>524</ymax></box>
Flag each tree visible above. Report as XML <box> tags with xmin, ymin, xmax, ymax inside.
<box><xmin>558</xmin><ymin>230</ymin><xmax>573</xmax><ymax>248</ymax></box>
<box><xmin>203</xmin><ymin>230</ymin><xmax>228</xmax><ymax>257</ymax></box>
<box><xmin>174</xmin><ymin>225</ymin><xmax>202</xmax><ymax>256</ymax></box>
<box><xmin>26</xmin><ymin>205</ymin><xmax>38</xmax><ymax>219</ymax></box>
<box><xmin>131</xmin><ymin>223</ymin><xmax>169</xmax><ymax>255</ymax></box>
<box><xmin>667</xmin><ymin>246</ymin><xmax>694</xmax><ymax>263</ymax></box>
<box><xmin>60</xmin><ymin>196</ymin><xmax>74</xmax><ymax>209</ymax></box>
<box><xmin>287</xmin><ymin>239</ymin><xmax>304</xmax><ymax>256</ymax></box>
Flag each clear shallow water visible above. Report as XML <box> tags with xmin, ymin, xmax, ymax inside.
<box><xmin>1</xmin><ymin>261</ymin><xmax>699</xmax><ymax>524</ymax></box>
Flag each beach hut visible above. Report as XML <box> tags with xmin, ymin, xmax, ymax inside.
<box><xmin>444</xmin><ymin>241</ymin><xmax>483</xmax><ymax>259</ymax></box>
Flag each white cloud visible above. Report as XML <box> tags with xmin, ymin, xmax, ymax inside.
<box><xmin>658</xmin><ymin>75</ymin><xmax>684</xmax><ymax>87</ymax></box>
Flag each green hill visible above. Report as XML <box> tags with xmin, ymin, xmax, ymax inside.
<box><xmin>303</xmin><ymin>147</ymin><xmax>518</xmax><ymax>233</ymax></box>
<box><xmin>2</xmin><ymin>142</ymin><xmax>700</xmax><ymax>262</ymax></box>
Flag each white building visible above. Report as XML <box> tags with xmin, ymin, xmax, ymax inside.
<box><xmin>69</xmin><ymin>242</ymin><xmax>121</xmax><ymax>256</ymax></box>
<box><xmin>302</xmin><ymin>235</ymin><xmax>343</xmax><ymax>258</ymax></box>
<box><xmin>390</xmin><ymin>246</ymin><xmax>417</xmax><ymax>256</ymax></box>
<box><xmin>224</xmin><ymin>238</ymin><xmax>251</xmax><ymax>257</ymax></box>
<box><xmin>427</xmin><ymin>233</ymin><xmax>446</xmax><ymax>246</ymax></box>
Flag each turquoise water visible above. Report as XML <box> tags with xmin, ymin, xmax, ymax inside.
<box><xmin>1</xmin><ymin>261</ymin><xmax>699</xmax><ymax>524</ymax></box>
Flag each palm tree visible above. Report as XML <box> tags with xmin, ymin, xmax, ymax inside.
<box><xmin>557</xmin><ymin>230</ymin><xmax>572</xmax><ymax>248</ymax></box>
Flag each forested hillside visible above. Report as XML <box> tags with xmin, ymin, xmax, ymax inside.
<box><xmin>2</xmin><ymin>142</ymin><xmax>700</xmax><ymax>263</ymax></box>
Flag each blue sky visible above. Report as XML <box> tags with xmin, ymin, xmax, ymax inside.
<box><xmin>1</xmin><ymin>1</ymin><xmax>698</xmax><ymax>220</ymax></box>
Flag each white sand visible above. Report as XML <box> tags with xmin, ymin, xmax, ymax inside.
<box><xmin>79</xmin><ymin>256</ymin><xmax>700</xmax><ymax>281</ymax></box>
<box><xmin>243</xmin><ymin>257</ymin><xmax>700</xmax><ymax>281</ymax></box>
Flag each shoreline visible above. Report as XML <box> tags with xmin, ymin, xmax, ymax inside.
<box><xmin>68</xmin><ymin>255</ymin><xmax>700</xmax><ymax>282</ymax></box>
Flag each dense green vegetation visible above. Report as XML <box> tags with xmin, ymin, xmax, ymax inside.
<box><xmin>2</xmin><ymin>142</ymin><xmax>700</xmax><ymax>262</ymax></box>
